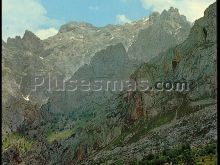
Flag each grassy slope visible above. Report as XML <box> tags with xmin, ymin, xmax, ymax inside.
<box><xmin>2</xmin><ymin>133</ymin><xmax>34</xmax><ymax>154</ymax></box>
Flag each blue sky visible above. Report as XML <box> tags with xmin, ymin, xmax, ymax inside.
<box><xmin>40</xmin><ymin>0</ymin><xmax>150</xmax><ymax>27</ymax></box>
<box><xmin>2</xmin><ymin>0</ymin><xmax>215</xmax><ymax>40</ymax></box>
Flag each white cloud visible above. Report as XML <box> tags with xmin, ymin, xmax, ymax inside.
<box><xmin>88</xmin><ymin>6</ymin><xmax>100</xmax><ymax>11</ymax></box>
<box><xmin>116</xmin><ymin>14</ymin><xmax>132</xmax><ymax>24</ymax></box>
<box><xmin>2</xmin><ymin>0</ymin><xmax>60</xmax><ymax>41</ymax></box>
<box><xmin>35</xmin><ymin>28</ymin><xmax>58</xmax><ymax>40</ymax></box>
<box><xmin>140</xmin><ymin>0</ymin><xmax>216</xmax><ymax>22</ymax></box>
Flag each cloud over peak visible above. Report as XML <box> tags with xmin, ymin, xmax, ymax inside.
<box><xmin>116</xmin><ymin>14</ymin><xmax>132</xmax><ymax>24</ymax></box>
<box><xmin>35</xmin><ymin>28</ymin><xmax>58</xmax><ymax>40</ymax></box>
<box><xmin>3</xmin><ymin>0</ymin><xmax>60</xmax><ymax>40</ymax></box>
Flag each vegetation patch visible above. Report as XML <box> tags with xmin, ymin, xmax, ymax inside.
<box><xmin>2</xmin><ymin>133</ymin><xmax>34</xmax><ymax>154</ymax></box>
<box><xmin>136</xmin><ymin>143</ymin><xmax>217</xmax><ymax>165</ymax></box>
<box><xmin>47</xmin><ymin>128</ymin><xmax>75</xmax><ymax>143</ymax></box>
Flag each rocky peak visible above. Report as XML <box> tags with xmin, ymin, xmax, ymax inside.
<box><xmin>22</xmin><ymin>30</ymin><xmax>40</xmax><ymax>41</ymax></box>
<box><xmin>147</xmin><ymin>2</ymin><xmax>217</xmax><ymax>100</ymax></box>
<box><xmin>42</xmin><ymin>17</ymin><xmax>149</xmax><ymax>78</ymax></box>
<box><xmin>204</xmin><ymin>2</ymin><xmax>216</xmax><ymax>18</ymax></box>
<box><xmin>168</xmin><ymin>7</ymin><xmax>179</xmax><ymax>13</ymax></box>
<box><xmin>59</xmin><ymin>21</ymin><xmax>97</xmax><ymax>33</ymax></box>
<box><xmin>23</xmin><ymin>30</ymin><xmax>43</xmax><ymax>52</ymax></box>
<box><xmin>149</xmin><ymin>12</ymin><xmax>160</xmax><ymax>23</ymax></box>
<box><xmin>160</xmin><ymin>7</ymin><xmax>187</xmax><ymax>23</ymax></box>
<box><xmin>149</xmin><ymin>7</ymin><xmax>182</xmax><ymax>23</ymax></box>
<box><xmin>90</xmin><ymin>43</ymin><xmax>128</xmax><ymax>65</ymax></box>
<box><xmin>162</xmin><ymin>7</ymin><xmax>178</xmax><ymax>14</ymax></box>
<box><xmin>6</xmin><ymin>36</ymin><xmax>22</xmax><ymax>46</ymax></box>
<box><xmin>6</xmin><ymin>30</ymin><xmax>43</xmax><ymax>53</ymax></box>
<box><xmin>73</xmin><ymin>43</ymin><xmax>131</xmax><ymax>81</ymax></box>
<box><xmin>128</xmin><ymin>7</ymin><xmax>191</xmax><ymax>62</ymax></box>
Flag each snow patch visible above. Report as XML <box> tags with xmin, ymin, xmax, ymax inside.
<box><xmin>143</xmin><ymin>17</ymin><xmax>149</xmax><ymax>22</ymax></box>
<box><xmin>22</xmin><ymin>94</ymin><xmax>30</xmax><ymax>101</ymax></box>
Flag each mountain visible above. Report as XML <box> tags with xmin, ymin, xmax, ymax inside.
<box><xmin>2</xmin><ymin>6</ymin><xmax>191</xmax><ymax>115</ymax></box>
<box><xmin>2</xmin><ymin>2</ymin><xmax>217</xmax><ymax>165</ymax></box>
<box><xmin>81</xmin><ymin>3</ymin><xmax>217</xmax><ymax>164</ymax></box>
<box><xmin>2</xmin><ymin>31</ymin><xmax>47</xmax><ymax>134</ymax></box>
<box><xmin>128</xmin><ymin>7</ymin><xmax>191</xmax><ymax>61</ymax></box>
<box><xmin>38</xmin><ymin>8</ymin><xmax>191</xmax><ymax>78</ymax></box>
<box><xmin>40</xmin><ymin>19</ymin><xmax>150</xmax><ymax>78</ymax></box>
<box><xmin>48</xmin><ymin>43</ymin><xmax>137</xmax><ymax>113</ymax></box>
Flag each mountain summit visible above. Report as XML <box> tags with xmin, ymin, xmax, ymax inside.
<box><xmin>128</xmin><ymin>7</ymin><xmax>191</xmax><ymax>61</ymax></box>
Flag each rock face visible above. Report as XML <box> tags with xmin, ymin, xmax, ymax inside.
<box><xmin>2</xmin><ymin>31</ymin><xmax>46</xmax><ymax>134</ymax></box>
<box><xmin>81</xmin><ymin>2</ymin><xmax>216</xmax><ymax>164</ymax></box>
<box><xmin>78</xmin><ymin>3</ymin><xmax>216</xmax><ymax>163</ymax></box>
<box><xmin>124</xmin><ymin>2</ymin><xmax>217</xmax><ymax>130</ymax></box>
<box><xmin>128</xmin><ymin>7</ymin><xmax>191</xmax><ymax>61</ymax></box>
<box><xmin>38</xmin><ymin>10</ymin><xmax>191</xmax><ymax>78</ymax></box>
<box><xmin>4</xmin><ymin>30</ymin><xmax>44</xmax><ymax>75</ymax></box>
<box><xmin>41</xmin><ymin>19</ymin><xmax>150</xmax><ymax>78</ymax></box>
<box><xmin>83</xmin><ymin>105</ymin><xmax>217</xmax><ymax>164</ymax></box>
<box><xmin>48</xmin><ymin>43</ymin><xmax>137</xmax><ymax>113</ymax></box>
<box><xmin>148</xmin><ymin>2</ymin><xmax>217</xmax><ymax>100</ymax></box>
<box><xmin>2</xmin><ymin>2</ymin><xmax>217</xmax><ymax>165</ymax></box>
